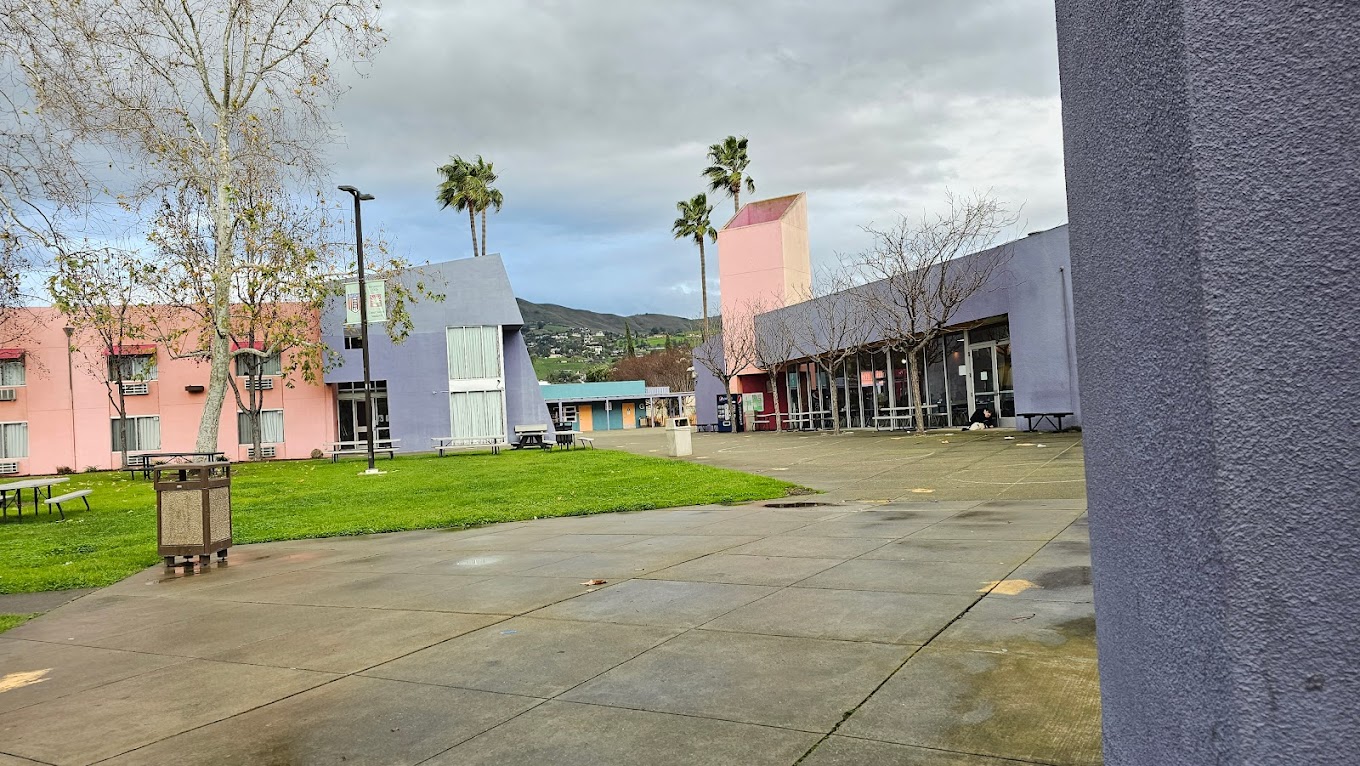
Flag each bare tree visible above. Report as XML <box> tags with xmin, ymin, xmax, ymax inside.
<box><xmin>750</xmin><ymin>296</ymin><xmax>799</xmax><ymax>432</ymax></box>
<box><xmin>146</xmin><ymin>156</ymin><xmax>436</xmax><ymax>459</ymax></box>
<box><xmin>785</xmin><ymin>269</ymin><xmax>875</xmax><ymax>433</ymax></box>
<box><xmin>2</xmin><ymin>0</ymin><xmax>385</xmax><ymax>451</ymax></box>
<box><xmin>856</xmin><ymin>192</ymin><xmax>1017</xmax><ymax>432</ymax></box>
<box><xmin>49</xmin><ymin>249</ymin><xmax>154</xmax><ymax>469</ymax></box>
<box><xmin>692</xmin><ymin>302</ymin><xmax>760</xmax><ymax>405</ymax></box>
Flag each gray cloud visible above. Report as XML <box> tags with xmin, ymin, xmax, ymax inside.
<box><xmin>328</xmin><ymin>0</ymin><xmax>1066</xmax><ymax>317</ymax></box>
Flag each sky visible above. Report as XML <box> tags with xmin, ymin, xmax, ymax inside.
<box><xmin>326</xmin><ymin>0</ymin><xmax>1067</xmax><ymax>319</ymax></box>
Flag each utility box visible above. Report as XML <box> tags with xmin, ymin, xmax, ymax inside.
<box><xmin>665</xmin><ymin>416</ymin><xmax>693</xmax><ymax>457</ymax></box>
<box><xmin>155</xmin><ymin>462</ymin><xmax>232</xmax><ymax>570</ymax></box>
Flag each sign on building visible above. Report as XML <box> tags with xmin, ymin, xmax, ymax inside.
<box><xmin>344</xmin><ymin>280</ymin><xmax>388</xmax><ymax>325</ymax></box>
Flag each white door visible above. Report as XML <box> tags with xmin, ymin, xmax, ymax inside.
<box><xmin>447</xmin><ymin>326</ymin><xmax>506</xmax><ymax>440</ymax></box>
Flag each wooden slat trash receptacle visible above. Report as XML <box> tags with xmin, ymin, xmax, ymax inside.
<box><xmin>154</xmin><ymin>462</ymin><xmax>232</xmax><ymax>571</ymax></box>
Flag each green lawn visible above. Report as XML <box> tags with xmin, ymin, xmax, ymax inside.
<box><xmin>0</xmin><ymin>613</ymin><xmax>36</xmax><ymax>634</ymax></box>
<box><xmin>0</xmin><ymin>450</ymin><xmax>796</xmax><ymax>595</ymax></box>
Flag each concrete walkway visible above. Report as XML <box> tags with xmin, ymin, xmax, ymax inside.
<box><xmin>0</xmin><ymin>430</ymin><xmax>1099</xmax><ymax>765</ymax></box>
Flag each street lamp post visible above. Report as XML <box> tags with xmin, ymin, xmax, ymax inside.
<box><xmin>338</xmin><ymin>185</ymin><xmax>379</xmax><ymax>474</ymax></box>
<box><xmin>63</xmin><ymin>325</ymin><xmax>76</xmax><ymax>468</ymax></box>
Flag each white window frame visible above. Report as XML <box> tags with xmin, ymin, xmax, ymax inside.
<box><xmin>235</xmin><ymin>352</ymin><xmax>282</xmax><ymax>377</ymax></box>
<box><xmin>0</xmin><ymin>359</ymin><xmax>26</xmax><ymax>387</ymax></box>
<box><xmin>108</xmin><ymin>353</ymin><xmax>158</xmax><ymax>381</ymax></box>
<box><xmin>447</xmin><ymin>325</ymin><xmax>507</xmax><ymax>440</ymax></box>
<box><xmin>110</xmin><ymin>415</ymin><xmax>161</xmax><ymax>452</ymax></box>
<box><xmin>237</xmin><ymin>409</ymin><xmax>285</xmax><ymax>445</ymax></box>
<box><xmin>0</xmin><ymin>421</ymin><xmax>29</xmax><ymax>459</ymax></box>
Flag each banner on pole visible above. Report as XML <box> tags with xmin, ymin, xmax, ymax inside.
<box><xmin>345</xmin><ymin>280</ymin><xmax>388</xmax><ymax>325</ymax></box>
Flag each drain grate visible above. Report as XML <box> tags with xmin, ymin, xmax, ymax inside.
<box><xmin>762</xmin><ymin>501</ymin><xmax>829</xmax><ymax>508</ymax></box>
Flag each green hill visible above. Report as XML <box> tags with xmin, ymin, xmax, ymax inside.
<box><xmin>516</xmin><ymin>299</ymin><xmax>701</xmax><ymax>335</ymax></box>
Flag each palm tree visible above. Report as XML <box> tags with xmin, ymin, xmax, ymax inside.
<box><xmin>703</xmin><ymin>135</ymin><xmax>756</xmax><ymax>216</ymax></box>
<box><xmin>672</xmin><ymin>193</ymin><xmax>717</xmax><ymax>340</ymax></box>
<box><xmin>436</xmin><ymin>156</ymin><xmax>481</xmax><ymax>256</ymax></box>
<box><xmin>469</xmin><ymin>156</ymin><xmax>504</xmax><ymax>257</ymax></box>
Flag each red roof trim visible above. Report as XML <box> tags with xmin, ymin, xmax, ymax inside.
<box><xmin>0</xmin><ymin>348</ymin><xmax>23</xmax><ymax>361</ymax></box>
<box><xmin>104</xmin><ymin>344</ymin><xmax>156</xmax><ymax>356</ymax></box>
<box><xmin>231</xmin><ymin>340</ymin><xmax>265</xmax><ymax>351</ymax></box>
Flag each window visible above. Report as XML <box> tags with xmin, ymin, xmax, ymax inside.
<box><xmin>344</xmin><ymin>335</ymin><xmax>363</xmax><ymax>350</ymax></box>
<box><xmin>0</xmin><ymin>359</ymin><xmax>25</xmax><ymax>386</ymax></box>
<box><xmin>108</xmin><ymin>354</ymin><xmax>157</xmax><ymax>381</ymax></box>
<box><xmin>447</xmin><ymin>326</ymin><xmax>501</xmax><ymax>380</ymax></box>
<box><xmin>0</xmin><ymin>422</ymin><xmax>28</xmax><ymax>458</ymax></box>
<box><xmin>238</xmin><ymin>410</ymin><xmax>285</xmax><ymax>444</ymax></box>
<box><xmin>235</xmin><ymin>353</ymin><xmax>281</xmax><ymax>377</ymax></box>
<box><xmin>450</xmin><ymin>391</ymin><xmax>504</xmax><ymax>440</ymax></box>
<box><xmin>110</xmin><ymin>415</ymin><xmax>161</xmax><ymax>451</ymax></box>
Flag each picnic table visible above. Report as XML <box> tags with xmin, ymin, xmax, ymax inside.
<box><xmin>1</xmin><ymin>476</ymin><xmax>69</xmax><ymax>521</ymax></box>
<box><xmin>128</xmin><ymin>451</ymin><xmax>228</xmax><ymax>479</ymax></box>
<box><xmin>873</xmin><ymin>405</ymin><xmax>945</xmax><ymax>431</ymax></box>
<box><xmin>513</xmin><ymin>424</ymin><xmax>552</xmax><ymax>451</ymax></box>
<box><xmin>554</xmin><ymin>430</ymin><xmax>581</xmax><ymax>449</ymax></box>
<box><xmin>1017</xmin><ymin>411</ymin><xmax>1076</xmax><ymax>432</ymax></box>
<box><xmin>432</xmin><ymin>436</ymin><xmax>509</xmax><ymax>456</ymax></box>
<box><xmin>783</xmin><ymin>410</ymin><xmax>831</xmax><ymax>430</ymax></box>
<box><xmin>324</xmin><ymin>439</ymin><xmax>400</xmax><ymax>462</ymax></box>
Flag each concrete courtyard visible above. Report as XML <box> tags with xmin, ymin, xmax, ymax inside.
<box><xmin>0</xmin><ymin>429</ymin><xmax>1098</xmax><ymax>765</ymax></box>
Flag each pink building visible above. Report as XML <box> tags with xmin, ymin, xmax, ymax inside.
<box><xmin>0</xmin><ymin>308</ymin><xmax>336</xmax><ymax>477</ymax></box>
<box><xmin>716</xmin><ymin>192</ymin><xmax>812</xmax><ymax>327</ymax></box>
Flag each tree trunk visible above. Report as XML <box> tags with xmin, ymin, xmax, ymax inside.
<box><xmin>480</xmin><ymin>209</ymin><xmax>488</xmax><ymax>257</ymax></box>
<box><xmin>196</xmin><ymin>122</ymin><xmax>235</xmax><ymax>453</ymax></box>
<box><xmin>698</xmin><ymin>238</ymin><xmax>709</xmax><ymax>340</ymax></box>
<box><xmin>114</xmin><ymin>368</ymin><xmax>128</xmax><ymax>470</ymax></box>
<box><xmin>825</xmin><ymin>361</ymin><xmax>842</xmax><ymax>433</ymax></box>
<box><xmin>250</xmin><ymin>374</ymin><xmax>263</xmax><ymax>461</ymax></box>
<box><xmin>767</xmin><ymin>368</ymin><xmax>783</xmax><ymax>432</ymax></box>
<box><xmin>733</xmin><ymin>187</ymin><xmax>740</xmax><ymax>215</ymax></box>
<box><xmin>468</xmin><ymin>208</ymin><xmax>479</xmax><ymax>256</ymax></box>
<box><xmin>907</xmin><ymin>345</ymin><xmax>927</xmax><ymax>433</ymax></box>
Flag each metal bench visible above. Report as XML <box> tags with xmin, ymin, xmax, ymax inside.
<box><xmin>577</xmin><ymin>436</ymin><xmax>595</xmax><ymax>449</ymax></box>
<box><xmin>43</xmin><ymin>489</ymin><xmax>92</xmax><ymax>520</ymax></box>
<box><xmin>1016</xmin><ymin>412</ymin><xmax>1075</xmax><ymax>432</ymax></box>
<box><xmin>431</xmin><ymin>437</ymin><xmax>509</xmax><ymax>456</ymax></box>
<box><xmin>324</xmin><ymin>439</ymin><xmax>400</xmax><ymax>462</ymax></box>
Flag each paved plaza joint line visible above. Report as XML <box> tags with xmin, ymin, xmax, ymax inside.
<box><xmin>0</xmin><ymin>429</ymin><xmax>1098</xmax><ymax>765</ymax></box>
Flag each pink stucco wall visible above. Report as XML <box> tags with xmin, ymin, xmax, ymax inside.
<box><xmin>1</xmin><ymin>308</ymin><xmax>336</xmax><ymax>477</ymax></box>
<box><xmin>715</xmin><ymin>193</ymin><xmax>813</xmax><ymax>383</ymax></box>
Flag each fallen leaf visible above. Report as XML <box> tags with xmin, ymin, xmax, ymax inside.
<box><xmin>0</xmin><ymin>669</ymin><xmax>51</xmax><ymax>694</ymax></box>
<box><xmin>981</xmin><ymin>579</ymin><xmax>1037</xmax><ymax>595</ymax></box>
<box><xmin>582</xmin><ymin>579</ymin><xmax>607</xmax><ymax>586</ymax></box>
<box><xmin>910</xmin><ymin>488</ymin><xmax>935</xmax><ymax>494</ymax></box>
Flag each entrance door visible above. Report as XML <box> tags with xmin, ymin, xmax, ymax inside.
<box><xmin>337</xmin><ymin>383</ymin><xmax>390</xmax><ymax>443</ymax></box>
<box><xmin>966</xmin><ymin>344</ymin><xmax>1016</xmax><ymax>428</ymax></box>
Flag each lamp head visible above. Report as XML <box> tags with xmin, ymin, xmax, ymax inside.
<box><xmin>337</xmin><ymin>184</ymin><xmax>357</xmax><ymax>194</ymax></box>
<box><xmin>359</xmin><ymin>193</ymin><xmax>375</xmax><ymax>201</ymax></box>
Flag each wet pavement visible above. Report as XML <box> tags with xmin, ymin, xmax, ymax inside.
<box><xmin>0</xmin><ymin>428</ymin><xmax>1099</xmax><ymax>765</ymax></box>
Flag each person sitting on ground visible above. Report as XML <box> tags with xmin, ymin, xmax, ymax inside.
<box><xmin>963</xmin><ymin>407</ymin><xmax>997</xmax><ymax>431</ymax></box>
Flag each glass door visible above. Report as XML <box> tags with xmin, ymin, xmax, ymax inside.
<box><xmin>337</xmin><ymin>385</ymin><xmax>391</xmax><ymax>443</ymax></box>
<box><xmin>968</xmin><ymin>345</ymin><xmax>998</xmax><ymax>423</ymax></box>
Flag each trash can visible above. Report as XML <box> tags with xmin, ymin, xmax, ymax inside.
<box><xmin>155</xmin><ymin>462</ymin><xmax>232</xmax><ymax>570</ymax></box>
<box><xmin>665</xmin><ymin>416</ymin><xmax>693</xmax><ymax>457</ymax></box>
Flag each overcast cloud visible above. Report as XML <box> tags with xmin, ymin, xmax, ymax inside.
<box><xmin>326</xmin><ymin>0</ymin><xmax>1066</xmax><ymax>318</ymax></box>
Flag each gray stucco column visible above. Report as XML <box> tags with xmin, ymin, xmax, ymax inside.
<box><xmin>1055</xmin><ymin>2</ymin><xmax>1358</xmax><ymax>764</ymax></box>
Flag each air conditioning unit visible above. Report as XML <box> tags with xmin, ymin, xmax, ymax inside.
<box><xmin>246</xmin><ymin>445</ymin><xmax>277</xmax><ymax>458</ymax></box>
<box><xmin>0</xmin><ymin>388</ymin><xmax>15</xmax><ymax>402</ymax></box>
<box><xmin>0</xmin><ymin>461</ymin><xmax>18</xmax><ymax>475</ymax></box>
<box><xmin>125</xmin><ymin>454</ymin><xmax>147</xmax><ymax>467</ymax></box>
<box><xmin>244</xmin><ymin>378</ymin><xmax>275</xmax><ymax>390</ymax></box>
<box><xmin>121</xmin><ymin>381</ymin><xmax>150</xmax><ymax>396</ymax></box>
